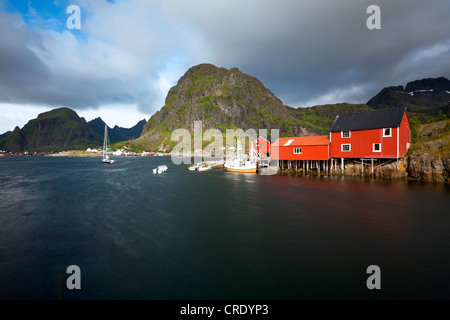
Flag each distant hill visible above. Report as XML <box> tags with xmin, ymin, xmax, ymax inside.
<box><xmin>288</xmin><ymin>103</ymin><xmax>374</xmax><ymax>135</ymax></box>
<box><xmin>1</xmin><ymin>73</ymin><xmax>448</xmax><ymax>154</ymax></box>
<box><xmin>133</xmin><ymin>65</ymin><xmax>450</xmax><ymax>152</ymax></box>
<box><xmin>134</xmin><ymin>63</ymin><xmax>312</xmax><ymax>151</ymax></box>
<box><xmin>0</xmin><ymin>107</ymin><xmax>103</xmax><ymax>152</ymax></box>
<box><xmin>88</xmin><ymin>117</ymin><xmax>146</xmax><ymax>144</ymax></box>
<box><xmin>367</xmin><ymin>77</ymin><xmax>450</xmax><ymax>121</ymax></box>
<box><xmin>0</xmin><ymin>131</ymin><xmax>11</xmax><ymax>141</ymax></box>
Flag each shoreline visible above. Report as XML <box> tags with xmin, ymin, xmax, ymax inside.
<box><xmin>1</xmin><ymin>152</ymin><xmax>448</xmax><ymax>184</ymax></box>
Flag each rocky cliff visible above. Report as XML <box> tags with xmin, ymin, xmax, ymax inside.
<box><xmin>408</xmin><ymin>120</ymin><xmax>450</xmax><ymax>182</ymax></box>
<box><xmin>136</xmin><ymin>64</ymin><xmax>312</xmax><ymax>151</ymax></box>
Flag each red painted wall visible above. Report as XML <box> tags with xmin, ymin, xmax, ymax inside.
<box><xmin>398</xmin><ymin>111</ymin><xmax>411</xmax><ymax>157</ymax></box>
<box><xmin>271</xmin><ymin>145</ymin><xmax>329</xmax><ymax>160</ymax></box>
<box><xmin>257</xmin><ymin>137</ymin><xmax>270</xmax><ymax>156</ymax></box>
<box><xmin>329</xmin><ymin>110</ymin><xmax>410</xmax><ymax>159</ymax></box>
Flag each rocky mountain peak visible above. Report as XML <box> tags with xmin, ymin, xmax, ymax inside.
<box><xmin>405</xmin><ymin>77</ymin><xmax>450</xmax><ymax>92</ymax></box>
<box><xmin>138</xmin><ymin>64</ymin><xmax>310</xmax><ymax>151</ymax></box>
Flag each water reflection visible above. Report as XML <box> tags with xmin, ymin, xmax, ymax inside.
<box><xmin>1</xmin><ymin>157</ymin><xmax>450</xmax><ymax>299</ymax></box>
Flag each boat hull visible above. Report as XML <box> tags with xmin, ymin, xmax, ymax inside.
<box><xmin>224</xmin><ymin>166</ymin><xmax>257</xmax><ymax>173</ymax></box>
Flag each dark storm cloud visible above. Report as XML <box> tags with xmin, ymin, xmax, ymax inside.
<box><xmin>0</xmin><ymin>10</ymin><xmax>142</xmax><ymax>109</ymax></box>
<box><xmin>163</xmin><ymin>0</ymin><xmax>450</xmax><ymax>106</ymax></box>
<box><xmin>0</xmin><ymin>0</ymin><xmax>449</xmax><ymax>113</ymax></box>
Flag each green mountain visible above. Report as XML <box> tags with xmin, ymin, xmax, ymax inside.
<box><xmin>288</xmin><ymin>77</ymin><xmax>449</xmax><ymax>138</ymax></box>
<box><xmin>133</xmin><ymin>64</ymin><xmax>312</xmax><ymax>151</ymax></box>
<box><xmin>367</xmin><ymin>77</ymin><xmax>450</xmax><ymax>122</ymax></box>
<box><xmin>133</xmin><ymin>65</ymin><xmax>450</xmax><ymax>152</ymax></box>
<box><xmin>0</xmin><ymin>107</ymin><xmax>103</xmax><ymax>152</ymax></box>
<box><xmin>0</xmin><ymin>130</ymin><xmax>12</xmax><ymax>141</ymax></box>
<box><xmin>88</xmin><ymin>117</ymin><xmax>147</xmax><ymax>143</ymax></box>
<box><xmin>2</xmin><ymin>72</ymin><xmax>448</xmax><ymax>155</ymax></box>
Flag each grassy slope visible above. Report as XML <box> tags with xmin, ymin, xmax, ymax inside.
<box><xmin>288</xmin><ymin>103</ymin><xmax>374</xmax><ymax>135</ymax></box>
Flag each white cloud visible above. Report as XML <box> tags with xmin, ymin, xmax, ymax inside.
<box><xmin>413</xmin><ymin>42</ymin><xmax>450</xmax><ymax>62</ymax></box>
<box><xmin>296</xmin><ymin>85</ymin><xmax>368</xmax><ymax>108</ymax></box>
<box><xmin>78</xmin><ymin>103</ymin><xmax>148</xmax><ymax>128</ymax></box>
<box><xmin>0</xmin><ymin>0</ymin><xmax>449</xmax><ymax>131</ymax></box>
<box><xmin>0</xmin><ymin>103</ymin><xmax>51</xmax><ymax>133</ymax></box>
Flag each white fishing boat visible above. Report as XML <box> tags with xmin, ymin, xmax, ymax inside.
<box><xmin>224</xmin><ymin>141</ymin><xmax>257</xmax><ymax>173</ymax></box>
<box><xmin>197</xmin><ymin>164</ymin><xmax>212</xmax><ymax>171</ymax></box>
<box><xmin>224</xmin><ymin>157</ymin><xmax>257</xmax><ymax>173</ymax></box>
<box><xmin>188</xmin><ymin>164</ymin><xmax>199</xmax><ymax>171</ymax></box>
<box><xmin>153</xmin><ymin>165</ymin><xmax>168</xmax><ymax>174</ymax></box>
<box><xmin>102</xmin><ymin>125</ymin><xmax>115</xmax><ymax>164</ymax></box>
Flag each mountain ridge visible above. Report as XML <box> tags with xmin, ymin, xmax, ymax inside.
<box><xmin>88</xmin><ymin>117</ymin><xmax>146</xmax><ymax>144</ymax></box>
<box><xmin>366</xmin><ymin>77</ymin><xmax>450</xmax><ymax>121</ymax></box>
<box><xmin>1</xmin><ymin>69</ymin><xmax>449</xmax><ymax>154</ymax></box>
<box><xmin>0</xmin><ymin>107</ymin><xmax>103</xmax><ymax>152</ymax></box>
<box><xmin>135</xmin><ymin>63</ymin><xmax>313</xmax><ymax>151</ymax></box>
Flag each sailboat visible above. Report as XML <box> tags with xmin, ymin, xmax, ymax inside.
<box><xmin>102</xmin><ymin>124</ymin><xmax>115</xmax><ymax>164</ymax></box>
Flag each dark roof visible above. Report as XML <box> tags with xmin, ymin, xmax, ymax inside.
<box><xmin>330</xmin><ymin>108</ymin><xmax>406</xmax><ymax>132</ymax></box>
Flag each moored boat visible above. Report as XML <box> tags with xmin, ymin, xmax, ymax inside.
<box><xmin>153</xmin><ymin>165</ymin><xmax>168</xmax><ymax>174</ymax></box>
<box><xmin>224</xmin><ymin>141</ymin><xmax>257</xmax><ymax>173</ymax></box>
<box><xmin>197</xmin><ymin>164</ymin><xmax>212</xmax><ymax>171</ymax></box>
<box><xmin>102</xmin><ymin>125</ymin><xmax>115</xmax><ymax>164</ymax></box>
<box><xmin>224</xmin><ymin>157</ymin><xmax>257</xmax><ymax>173</ymax></box>
<box><xmin>188</xmin><ymin>164</ymin><xmax>199</xmax><ymax>171</ymax></box>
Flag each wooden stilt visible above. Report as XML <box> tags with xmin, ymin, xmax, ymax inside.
<box><xmin>371</xmin><ymin>159</ymin><xmax>374</xmax><ymax>175</ymax></box>
<box><xmin>341</xmin><ymin>158</ymin><xmax>344</xmax><ymax>174</ymax></box>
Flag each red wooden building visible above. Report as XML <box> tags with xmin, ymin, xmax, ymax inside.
<box><xmin>253</xmin><ymin>136</ymin><xmax>271</xmax><ymax>158</ymax></box>
<box><xmin>329</xmin><ymin>108</ymin><xmax>410</xmax><ymax>159</ymax></box>
<box><xmin>271</xmin><ymin>136</ymin><xmax>330</xmax><ymax>160</ymax></box>
<box><xmin>271</xmin><ymin>136</ymin><xmax>330</xmax><ymax>173</ymax></box>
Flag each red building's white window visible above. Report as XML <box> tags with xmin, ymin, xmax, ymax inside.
<box><xmin>341</xmin><ymin>131</ymin><xmax>351</xmax><ymax>138</ymax></box>
<box><xmin>341</xmin><ymin>144</ymin><xmax>351</xmax><ymax>152</ymax></box>
<box><xmin>293</xmin><ymin>148</ymin><xmax>302</xmax><ymax>154</ymax></box>
<box><xmin>383</xmin><ymin>128</ymin><xmax>392</xmax><ymax>137</ymax></box>
<box><xmin>373</xmin><ymin>143</ymin><xmax>381</xmax><ymax>152</ymax></box>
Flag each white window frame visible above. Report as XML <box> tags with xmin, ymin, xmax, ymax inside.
<box><xmin>341</xmin><ymin>144</ymin><xmax>351</xmax><ymax>152</ymax></box>
<box><xmin>341</xmin><ymin>130</ymin><xmax>351</xmax><ymax>138</ymax></box>
<box><xmin>373</xmin><ymin>143</ymin><xmax>381</xmax><ymax>152</ymax></box>
<box><xmin>293</xmin><ymin>147</ymin><xmax>302</xmax><ymax>154</ymax></box>
<box><xmin>383</xmin><ymin>128</ymin><xmax>392</xmax><ymax>137</ymax></box>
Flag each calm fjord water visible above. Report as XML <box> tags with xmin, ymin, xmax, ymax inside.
<box><xmin>0</xmin><ymin>156</ymin><xmax>449</xmax><ymax>299</ymax></box>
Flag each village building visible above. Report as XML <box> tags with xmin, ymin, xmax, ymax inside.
<box><xmin>329</xmin><ymin>108</ymin><xmax>410</xmax><ymax>173</ymax></box>
<box><xmin>255</xmin><ymin>108</ymin><xmax>411</xmax><ymax>176</ymax></box>
<box><xmin>271</xmin><ymin>135</ymin><xmax>330</xmax><ymax>174</ymax></box>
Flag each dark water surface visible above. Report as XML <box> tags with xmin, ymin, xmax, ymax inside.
<box><xmin>0</xmin><ymin>156</ymin><xmax>449</xmax><ymax>299</ymax></box>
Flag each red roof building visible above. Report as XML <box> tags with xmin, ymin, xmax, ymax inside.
<box><xmin>329</xmin><ymin>108</ymin><xmax>410</xmax><ymax>159</ymax></box>
<box><xmin>253</xmin><ymin>136</ymin><xmax>271</xmax><ymax>158</ymax></box>
<box><xmin>271</xmin><ymin>136</ymin><xmax>330</xmax><ymax>161</ymax></box>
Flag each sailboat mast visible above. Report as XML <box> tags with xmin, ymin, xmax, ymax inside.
<box><xmin>103</xmin><ymin>124</ymin><xmax>107</xmax><ymax>159</ymax></box>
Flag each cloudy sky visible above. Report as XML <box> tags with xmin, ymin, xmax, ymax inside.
<box><xmin>0</xmin><ymin>0</ymin><xmax>449</xmax><ymax>133</ymax></box>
